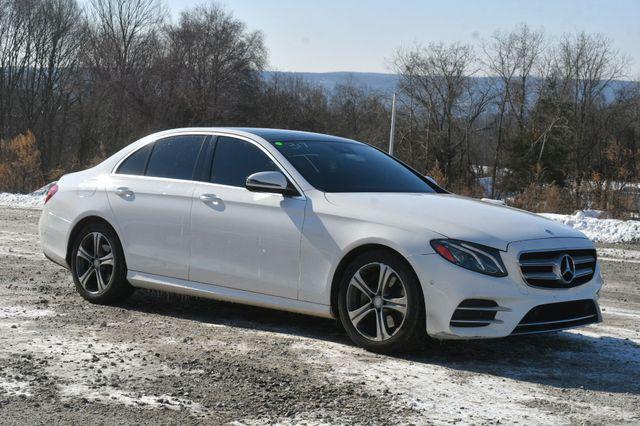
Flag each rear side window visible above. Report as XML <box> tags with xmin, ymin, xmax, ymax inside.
<box><xmin>116</xmin><ymin>144</ymin><xmax>152</xmax><ymax>175</ymax></box>
<box><xmin>145</xmin><ymin>135</ymin><xmax>205</xmax><ymax>180</ymax></box>
<box><xmin>210</xmin><ymin>137</ymin><xmax>279</xmax><ymax>187</ymax></box>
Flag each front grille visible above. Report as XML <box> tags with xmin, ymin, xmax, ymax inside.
<box><xmin>511</xmin><ymin>299</ymin><xmax>599</xmax><ymax>335</ymax></box>
<box><xmin>450</xmin><ymin>299</ymin><xmax>506</xmax><ymax>328</ymax></box>
<box><xmin>519</xmin><ymin>249</ymin><xmax>597</xmax><ymax>288</ymax></box>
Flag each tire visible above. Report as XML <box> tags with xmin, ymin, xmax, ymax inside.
<box><xmin>337</xmin><ymin>249</ymin><xmax>425</xmax><ymax>353</ymax></box>
<box><xmin>70</xmin><ymin>222</ymin><xmax>133</xmax><ymax>304</ymax></box>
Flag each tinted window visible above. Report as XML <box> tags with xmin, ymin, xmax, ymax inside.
<box><xmin>116</xmin><ymin>144</ymin><xmax>152</xmax><ymax>175</ymax></box>
<box><xmin>211</xmin><ymin>137</ymin><xmax>278</xmax><ymax>187</ymax></box>
<box><xmin>272</xmin><ymin>140</ymin><xmax>435</xmax><ymax>193</ymax></box>
<box><xmin>145</xmin><ymin>135</ymin><xmax>205</xmax><ymax>180</ymax></box>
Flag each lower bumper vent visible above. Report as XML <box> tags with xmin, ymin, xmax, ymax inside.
<box><xmin>450</xmin><ymin>299</ymin><xmax>507</xmax><ymax>328</ymax></box>
<box><xmin>511</xmin><ymin>299</ymin><xmax>598</xmax><ymax>335</ymax></box>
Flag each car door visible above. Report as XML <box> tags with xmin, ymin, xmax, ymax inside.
<box><xmin>106</xmin><ymin>134</ymin><xmax>208</xmax><ymax>280</ymax></box>
<box><xmin>189</xmin><ymin>136</ymin><xmax>306</xmax><ymax>299</ymax></box>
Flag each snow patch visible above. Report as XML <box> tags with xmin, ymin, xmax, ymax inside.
<box><xmin>289</xmin><ymin>306</ymin><xmax>640</xmax><ymax>424</ymax></box>
<box><xmin>0</xmin><ymin>192</ymin><xmax>44</xmax><ymax>209</ymax></box>
<box><xmin>58</xmin><ymin>383</ymin><xmax>206</xmax><ymax>414</ymax></box>
<box><xmin>598</xmin><ymin>248</ymin><xmax>640</xmax><ymax>262</ymax></box>
<box><xmin>0</xmin><ymin>182</ymin><xmax>52</xmax><ymax>209</ymax></box>
<box><xmin>600</xmin><ymin>306</ymin><xmax>640</xmax><ymax>321</ymax></box>
<box><xmin>0</xmin><ymin>306</ymin><xmax>56</xmax><ymax>319</ymax></box>
<box><xmin>290</xmin><ymin>340</ymin><xmax>561</xmax><ymax>424</ymax></box>
<box><xmin>0</xmin><ymin>375</ymin><xmax>33</xmax><ymax>397</ymax></box>
<box><xmin>540</xmin><ymin>211</ymin><xmax>640</xmax><ymax>244</ymax></box>
<box><xmin>0</xmin><ymin>323</ymin><xmax>188</xmax><ymax>412</ymax></box>
<box><xmin>0</xmin><ymin>244</ymin><xmax>44</xmax><ymax>259</ymax></box>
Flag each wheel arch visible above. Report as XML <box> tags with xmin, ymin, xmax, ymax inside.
<box><xmin>65</xmin><ymin>215</ymin><xmax>123</xmax><ymax>266</ymax></box>
<box><xmin>329</xmin><ymin>243</ymin><xmax>425</xmax><ymax>319</ymax></box>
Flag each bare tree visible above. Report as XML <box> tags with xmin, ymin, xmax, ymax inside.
<box><xmin>482</xmin><ymin>24</ymin><xmax>544</xmax><ymax>197</ymax></box>
<box><xmin>552</xmin><ymin>32</ymin><xmax>628</xmax><ymax>207</ymax></box>
<box><xmin>394</xmin><ymin>42</ymin><xmax>482</xmax><ymax>187</ymax></box>
<box><xmin>329</xmin><ymin>79</ymin><xmax>389</xmax><ymax>146</ymax></box>
<box><xmin>162</xmin><ymin>3</ymin><xmax>266</xmax><ymax>125</ymax></box>
<box><xmin>83</xmin><ymin>0</ymin><xmax>165</xmax><ymax>155</ymax></box>
<box><xmin>254</xmin><ymin>73</ymin><xmax>329</xmax><ymax>131</ymax></box>
<box><xmin>0</xmin><ymin>0</ymin><xmax>84</xmax><ymax>170</ymax></box>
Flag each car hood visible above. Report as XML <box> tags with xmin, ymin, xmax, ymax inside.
<box><xmin>323</xmin><ymin>192</ymin><xmax>587</xmax><ymax>251</ymax></box>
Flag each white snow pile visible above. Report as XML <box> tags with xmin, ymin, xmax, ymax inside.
<box><xmin>540</xmin><ymin>210</ymin><xmax>640</xmax><ymax>244</ymax></box>
<box><xmin>0</xmin><ymin>192</ymin><xmax>44</xmax><ymax>209</ymax></box>
<box><xmin>0</xmin><ymin>183</ymin><xmax>52</xmax><ymax>210</ymax></box>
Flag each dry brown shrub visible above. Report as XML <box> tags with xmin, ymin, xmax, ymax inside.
<box><xmin>46</xmin><ymin>167</ymin><xmax>66</xmax><ymax>183</ymax></box>
<box><xmin>511</xmin><ymin>183</ymin><xmax>574</xmax><ymax>213</ymax></box>
<box><xmin>0</xmin><ymin>131</ymin><xmax>44</xmax><ymax>193</ymax></box>
<box><xmin>426</xmin><ymin>161</ymin><xmax>447</xmax><ymax>188</ymax></box>
<box><xmin>454</xmin><ymin>182</ymin><xmax>486</xmax><ymax>198</ymax></box>
<box><xmin>607</xmin><ymin>191</ymin><xmax>638</xmax><ymax>219</ymax></box>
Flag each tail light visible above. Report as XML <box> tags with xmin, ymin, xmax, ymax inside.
<box><xmin>44</xmin><ymin>183</ymin><xmax>58</xmax><ymax>204</ymax></box>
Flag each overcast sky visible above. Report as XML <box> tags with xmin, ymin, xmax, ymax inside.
<box><xmin>126</xmin><ymin>0</ymin><xmax>640</xmax><ymax>77</ymax></box>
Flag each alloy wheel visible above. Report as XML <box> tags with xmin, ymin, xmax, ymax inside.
<box><xmin>75</xmin><ymin>232</ymin><xmax>115</xmax><ymax>294</ymax></box>
<box><xmin>346</xmin><ymin>262</ymin><xmax>408</xmax><ymax>341</ymax></box>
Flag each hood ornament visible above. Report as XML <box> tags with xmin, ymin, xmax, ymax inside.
<box><xmin>553</xmin><ymin>254</ymin><xmax>576</xmax><ymax>284</ymax></box>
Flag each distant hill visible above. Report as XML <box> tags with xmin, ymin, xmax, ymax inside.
<box><xmin>263</xmin><ymin>71</ymin><xmax>400</xmax><ymax>94</ymax></box>
<box><xmin>262</xmin><ymin>71</ymin><xmax>636</xmax><ymax>103</ymax></box>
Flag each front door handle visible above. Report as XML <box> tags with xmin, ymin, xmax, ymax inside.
<box><xmin>115</xmin><ymin>187</ymin><xmax>134</xmax><ymax>198</ymax></box>
<box><xmin>199</xmin><ymin>193</ymin><xmax>221</xmax><ymax>204</ymax></box>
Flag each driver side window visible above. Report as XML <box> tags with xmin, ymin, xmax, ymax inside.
<box><xmin>210</xmin><ymin>137</ymin><xmax>278</xmax><ymax>187</ymax></box>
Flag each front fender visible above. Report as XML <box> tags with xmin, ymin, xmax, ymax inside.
<box><xmin>298</xmin><ymin>200</ymin><xmax>442</xmax><ymax>306</ymax></box>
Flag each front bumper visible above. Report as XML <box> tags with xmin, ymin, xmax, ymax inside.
<box><xmin>407</xmin><ymin>237</ymin><xmax>603</xmax><ymax>339</ymax></box>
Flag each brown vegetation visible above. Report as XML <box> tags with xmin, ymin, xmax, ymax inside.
<box><xmin>0</xmin><ymin>131</ymin><xmax>43</xmax><ymax>193</ymax></box>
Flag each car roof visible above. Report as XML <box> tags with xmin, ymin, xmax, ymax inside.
<box><xmin>229</xmin><ymin>128</ymin><xmax>358</xmax><ymax>144</ymax></box>
<box><xmin>149</xmin><ymin>127</ymin><xmax>359</xmax><ymax>144</ymax></box>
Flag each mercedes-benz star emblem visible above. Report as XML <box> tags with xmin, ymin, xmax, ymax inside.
<box><xmin>559</xmin><ymin>254</ymin><xmax>576</xmax><ymax>284</ymax></box>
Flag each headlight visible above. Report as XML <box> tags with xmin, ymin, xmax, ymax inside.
<box><xmin>430</xmin><ymin>239</ymin><xmax>507</xmax><ymax>277</ymax></box>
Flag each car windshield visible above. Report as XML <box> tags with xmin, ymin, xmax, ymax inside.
<box><xmin>271</xmin><ymin>140</ymin><xmax>435</xmax><ymax>193</ymax></box>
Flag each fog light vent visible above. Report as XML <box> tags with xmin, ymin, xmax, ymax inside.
<box><xmin>450</xmin><ymin>299</ymin><xmax>506</xmax><ymax>328</ymax></box>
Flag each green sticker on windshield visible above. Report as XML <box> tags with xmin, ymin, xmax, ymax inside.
<box><xmin>275</xmin><ymin>141</ymin><xmax>284</xmax><ymax>146</ymax></box>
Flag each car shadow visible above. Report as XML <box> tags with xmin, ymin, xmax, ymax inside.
<box><xmin>120</xmin><ymin>289</ymin><xmax>640</xmax><ymax>396</ymax></box>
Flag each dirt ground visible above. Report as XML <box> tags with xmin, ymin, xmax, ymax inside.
<box><xmin>0</xmin><ymin>206</ymin><xmax>639</xmax><ymax>425</ymax></box>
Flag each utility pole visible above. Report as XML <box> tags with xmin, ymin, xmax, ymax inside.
<box><xmin>388</xmin><ymin>93</ymin><xmax>397</xmax><ymax>156</ymax></box>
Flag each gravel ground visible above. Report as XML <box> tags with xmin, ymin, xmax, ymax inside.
<box><xmin>0</xmin><ymin>207</ymin><xmax>639</xmax><ymax>425</ymax></box>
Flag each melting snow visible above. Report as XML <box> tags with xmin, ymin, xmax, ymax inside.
<box><xmin>0</xmin><ymin>183</ymin><xmax>49</xmax><ymax>209</ymax></box>
<box><xmin>0</xmin><ymin>192</ymin><xmax>43</xmax><ymax>209</ymax></box>
<box><xmin>58</xmin><ymin>384</ymin><xmax>206</xmax><ymax>414</ymax></box>
<box><xmin>0</xmin><ymin>375</ymin><xmax>33</xmax><ymax>397</ymax></box>
<box><xmin>539</xmin><ymin>211</ymin><xmax>640</xmax><ymax>244</ymax></box>
<box><xmin>0</xmin><ymin>306</ymin><xmax>56</xmax><ymax>319</ymax></box>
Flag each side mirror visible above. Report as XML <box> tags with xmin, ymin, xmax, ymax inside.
<box><xmin>246</xmin><ymin>171</ymin><xmax>297</xmax><ymax>196</ymax></box>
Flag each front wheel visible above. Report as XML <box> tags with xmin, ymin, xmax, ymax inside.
<box><xmin>70</xmin><ymin>222</ymin><xmax>133</xmax><ymax>304</ymax></box>
<box><xmin>337</xmin><ymin>250</ymin><xmax>425</xmax><ymax>353</ymax></box>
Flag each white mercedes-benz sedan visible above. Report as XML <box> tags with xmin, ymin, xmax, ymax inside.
<box><xmin>39</xmin><ymin>128</ymin><xmax>603</xmax><ymax>352</ymax></box>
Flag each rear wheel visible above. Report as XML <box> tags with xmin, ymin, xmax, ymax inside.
<box><xmin>70</xmin><ymin>223</ymin><xmax>133</xmax><ymax>304</ymax></box>
<box><xmin>337</xmin><ymin>250</ymin><xmax>425</xmax><ymax>353</ymax></box>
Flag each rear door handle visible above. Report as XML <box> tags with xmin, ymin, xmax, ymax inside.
<box><xmin>115</xmin><ymin>187</ymin><xmax>134</xmax><ymax>198</ymax></box>
<box><xmin>199</xmin><ymin>193</ymin><xmax>221</xmax><ymax>204</ymax></box>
